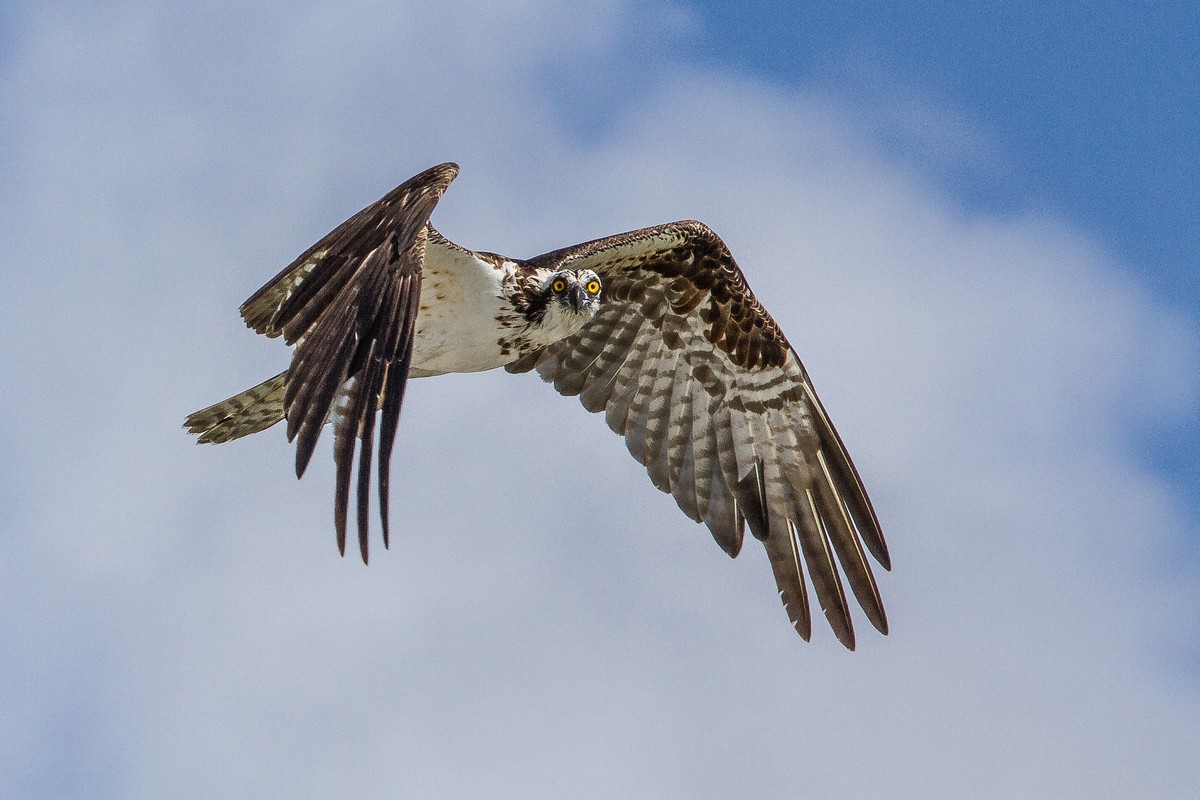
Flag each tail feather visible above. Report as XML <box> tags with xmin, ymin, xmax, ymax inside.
<box><xmin>185</xmin><ymin>371</ymin><xmax>287</xmax><ymax>444</ymax></box>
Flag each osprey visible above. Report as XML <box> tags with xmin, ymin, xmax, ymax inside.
<box><xmin>185</xmin><ymin>163</ymin><xmax>890</xmax><ymax>648</ymax></box>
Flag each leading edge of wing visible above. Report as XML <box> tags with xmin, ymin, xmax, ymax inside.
<box><xmin>240</xmin><ymin>163</ymin><xmax>460</xmax><ymax>340</ymax></box>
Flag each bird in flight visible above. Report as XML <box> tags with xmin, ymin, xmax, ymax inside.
<box><xmin>185</xmin><ymin>163</ymin><xmax>890</xmax><ymax>648</ymax></box>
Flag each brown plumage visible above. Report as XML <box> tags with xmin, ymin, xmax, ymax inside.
<box><xmin>210</xmin><ymin>163</ymin><xmax>456</xmax><ymax>558</ymax></box>
<box><xmin>510</xmin><ymin>221</ymin><xmax>889</xmax><ymax>647</ymax></box>
<box><xmin>186</xmin><ymin>163</ymin><xmax>890</xmax><ymax>647</ymax></box>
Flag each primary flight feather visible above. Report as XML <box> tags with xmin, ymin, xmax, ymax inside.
<box><xmin>185</xmin><ymin>162</ymin><xmax>890</xmax><ymax>648</ymax></box>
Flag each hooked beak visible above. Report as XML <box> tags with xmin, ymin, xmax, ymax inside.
<box><xmin>567</xmin><ymin>284</ymin><xmax>587</xmax><ymax>312</ymax></box>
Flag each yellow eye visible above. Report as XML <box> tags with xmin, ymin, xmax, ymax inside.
<box><xmin>586</xmin><ymin>280</ymin><xmax>600</xmax><ymax>294</ymax></box>
<box><xmin>552</xmin><ymin>279</ymin><xmax>566</xmax><ymax>293</ymax></box>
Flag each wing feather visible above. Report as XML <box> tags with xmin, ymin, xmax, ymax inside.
<box><xmin>667</xmin><ymin>383</ymin><xmax>701</xmax><ymax>522</ymax></box>
<box><xmin>811</xmin><ymin>449</ymin><xmax>888</xmax><ymax>634</ymax></box>
<box><xmin>511</xmin><ymin>220</ymin><xmax>888</xmax><ymax>645</ymax></box>
<box><xmin>377</xmin><ymin>272</ymin><xmax>423</xmax><ymax>549</ymax></box>
<box><xmin>578</xmin><ymin>312</ymin><xmax>646</xmax><ymax>413</ymax></box>
<box><xmin>764</xmin><ymin>521</ymin><xmax>812</xmax><ymax>641</ymax></box>
<box><xmin>601</xmin><ymin>319</ymin><xmax>659</xmax><ymax>436</ymax></box>
<box><xmin>640</xmin><ymin>352</ymin><xmax>680</xmax><ymax>493</ymax></box>
<box><xmin>803</xmin><ymin>377</ymin><xmax>892</xmax><ymax>569</ymax></box>
<box><xmin>701</xmin><ymin>439</ymin><xmax>743</xmax><ymax>557</ymax></box>
<box><xmin>686</xmin><ymin>384</ymin><xmax>716</xmax><ymax>521</ymax></box>
<box><xmin>239</xmin><ymin>162</ymin><xmax>458</xmax><ymax>562</ymax></box>
<box><xmin>789</xmin><ymin>475</ymin><xmax>854</xmax><ymax>648</ymax></box>
<box><xmin>615</xmin><ymin>341</ymin><xmax>666</xmax><ymax>465</ymax></box>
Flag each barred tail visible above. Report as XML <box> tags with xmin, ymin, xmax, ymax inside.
<box><xmin>185</xmin><ymin>371</ymin><xmax>287</xmax><ymax>444</ymax></box>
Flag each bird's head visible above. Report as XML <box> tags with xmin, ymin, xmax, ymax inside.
<box><xmin>541</xmin><ymin>268</ymin><xmax>602</xmax><ymax>318</ymax></box>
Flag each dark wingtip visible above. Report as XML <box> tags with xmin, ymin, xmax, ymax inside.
<box><xmin>736</xmin><ymin>464</ymin><xmax>770</xmax><ymax>541</ymax></box>
<box><xmin>379</xmin><ymin>496</ymin><xmax>391</xmax><ymax>551</ymax></box>
<box><xmin>419</xmin><ymin>162</ymin><xmax>460</xmax><ymax>191</ymax></box>
<box><xmin>358</xmin><ymin>522</ymin><xmax>370</xmax><ymax>566</ymax></box>
<box><xmin>830</xmin><ymin>608</ymin><xmax>857</xmax><ymax>650</ymax></box>
<box><xmin>791</xmin><ymin>607</ymin><xmax>812</xmax><ymax>642</ymax></box>
<box><xmin>295</xmin><ymin>433</ymin><xmax>316</xmax><ymax>478</ymax></box>
<box><xmin>877</xmin><ymin>547</ymin><xmax>893</xmax><ymax>572</ymax></box>
<box><xmin>824</xmin><ymin>607</ymin><xmax>856</xmax><ymax>650</ymax></box>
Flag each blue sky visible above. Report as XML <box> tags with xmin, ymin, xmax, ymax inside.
<box><xmin>697</xmin><ymin>1</ymin><xmax>1200</xmax><ymax>496</ymax></box>
<box><xmin>548</xmin><ymin>0</ymin><xmax>1200</xmax><ymax>499</ymax></box>
<box><xmin>691</xmin><ymin>1</ymin><xmax>1200</xmax><ymax>489</ymax></box>
<box><xmin>2</xmin><ymin>2</ymin><xmax>1198</xmax><ymax>798</ymax></box>
<box><xmin>695</xmin><ymin>3</ymin><xmax>1198</xmax><ymax>285</ymax></box>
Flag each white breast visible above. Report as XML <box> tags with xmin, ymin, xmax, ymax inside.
<box><xmin>410</xmin><ymin>241</ymin><xmax>513</xmax><ymax>376</ymax></box>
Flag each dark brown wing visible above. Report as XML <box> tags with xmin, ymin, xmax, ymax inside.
<box><xmin>240</xmin><ymin>162</ymin><xmax>459</xmax><ymax>563</ymax></box>
<box><xmin>510</xmin><ymin>221</ymin><xmax>889</xmax><ymax>647</ymax></box>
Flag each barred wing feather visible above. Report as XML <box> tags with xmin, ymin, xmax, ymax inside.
<box><xmin>509</xmin><ymin>221</ymin><xmax>889</xmax><ymax>648</ymax></box>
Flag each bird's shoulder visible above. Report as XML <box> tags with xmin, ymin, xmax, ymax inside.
<box><xmin>528</xmin><ymin>220</ymin><xmax>791</xmax><ymax>371</ymax></box>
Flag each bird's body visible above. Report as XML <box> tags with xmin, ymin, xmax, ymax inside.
<box><xmin>406</xmin><ymin>239</ymin><xmax>522</xmax><ymax>376</ymax></box>
<box><xmin>186</xmin><ymin>162</ymin><xmax>891</xmax><ymax>648</ymax></box>
<box><xmin>407</xmin><ymin>233</ymin><xmax>599</xmax><ymax>377</ymax></box>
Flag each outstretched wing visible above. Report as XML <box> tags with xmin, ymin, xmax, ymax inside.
<box><xmin>509</xmin><ymin>221</ymin><xmax>889</xmax><ymax>648</ymax></box>
<box><xmin>240</xmin><ymin>162</ymin><xmax>459</xmax><ymax>563</ymax></box>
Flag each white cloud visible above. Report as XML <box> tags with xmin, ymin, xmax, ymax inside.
<box><xmin>1</xmin><ymin>2</ymin><xmax>1197</xmax><ymax>798</ymax></box>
